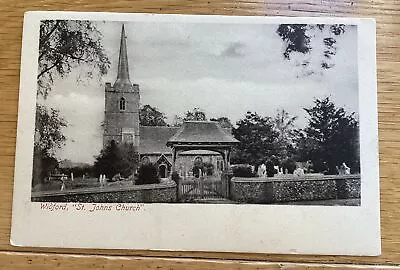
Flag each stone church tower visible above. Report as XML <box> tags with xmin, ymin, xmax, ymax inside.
<box><xmin>103</xmin><ymin>25</ymin><xmax>140</xmax><ymax>148</ymax></box>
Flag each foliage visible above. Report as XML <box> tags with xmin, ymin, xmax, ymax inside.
<box><xmin>272</xmin><ymin>109</ymin><xmax>298</xmax><ymax>162</ymax></box>
<box><xmin>38</xmin><ymin>20</ymin><xmax>110</xmax><ymax>97</ymax></box>
<box><xmin>210</xmin><ymin>117</ymin><xmax>233</xmax><ymax>129</ymax></box>
<box><xmin>35</xmin><ymin>105</ymin><xmax>68</xmax><ymax>156</ymax></box>
<box><xmin>172</xmin><ymin>115</ymin><xmax>184</xmax><ymax>127</ymax></box>
<box><xmin>265</xmin><ymin>159</ymin><xmax>277</xmax><ymax>177</ymax></box>
<box><xmin>34</xmin><ymin>20</ymin><xmax>110</xmax><ymax>186</ymax></box>
<box><xmin>183</xmin><ymin>107</ymin><xmax>207</xmax><ymax>121</ymax></box>
<box><xmin>172</xmin><ymin>108</ymin><xmax>208</xmax><ymax>126</ymax></box>
<box><xmin>139</xmin><ymin>104</ymin><xmax>167</xmax><ymax>126</ymax></box>
<box><xmin>298</xmin><ymin>97</ymin><xmax>359</xmax><ymax>174</ymax></box>
<box><xmin>136</xmin><ymin>163</ymin><xmax>160</xmax><ymax>185</ymax></box>
<box><xmin>231</xmin><ymin>112</ymin><xmax>279</xmax><ymax>166</ymax></box>
<box><xmin>276</xmin><ymin>24</ymin><xmax>346</xmax><ymax>71</ymax></box>
<box><xmin>93</xmin><ymin>141</ymin><xmax>139</xmax><ymax>179</ymax></box>
<box><xmin>192</xmin><ymin>165</ymin><xmax>202</xmax><ymax>178</ymax></box>
<box><xmin>232</xmin><ymin>164</ymin><xmax>255</xmax><ymax>178</ymax></box>
<box><xmin>281</xmin><ymin>158</ymin><xmax>297</xmax><ymax>174</ymax></box>
<box><xmin>171</xmin><ymin>171</ymin><xmax>180</xmax><ymax>183</ymax></box>
<box><xmin>32</xmin><ymin>105</ymin><xmax>67</xmax><ymax>186</ymax></box>
<box><xmin>32</xmin><ymin>146</ymin><xmax>59</xmax><ymax>187</ymax></box>
<box><xmin>118</xmin><ymin>142</ymin><xmax>140</xmax><ymax>177</ymax></box>
<box><xmin>203</xmin><ymin>162</ymin><xmax>214</xmax><ymax>176</ymax></box>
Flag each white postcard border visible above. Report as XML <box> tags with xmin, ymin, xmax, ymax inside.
<box><xmin>11</xmin><ymin>12</ymin><xmax>380</xmax><ymax>255</ymax></box>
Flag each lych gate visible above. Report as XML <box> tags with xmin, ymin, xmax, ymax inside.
<box><xmin>167</xmin><ymin>121</ymin><xmax>239</xmax><ymax>201</ymax></box>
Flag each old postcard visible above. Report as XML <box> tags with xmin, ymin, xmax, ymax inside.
<box><xmin>11</xmin><ymin>11</ymin><xmax>380</xmax><ymax>255</ymax></box>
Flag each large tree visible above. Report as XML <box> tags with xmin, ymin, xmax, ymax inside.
<box><xmin>33</xmin><ymin>20</ymin><xmax>110</xmax><ymax>186</ymax></box>
<box><xmin>139</xmin><ymin>104</ymin><xmax>167</xmax><ymax>126</ymax></box>
<box><xmin>93</xmin><ymin>141</ymin><xmax>139</xmax><ymax>179</ymax></box>
<box><xmin>38</xmin><ymin>20</ymin><xmax>110</xmax><ymax>97</ymax></box>
<box><xmin>298</xmin><ymin>97</ymin><xmax>359</xmax><ymax>174</ymax></box>
<box><xmin>272</xmin><ymin>109</ymin><xmax>298</xmax><ymax>162</ymax></box>
<box><xmin>32</xmin><ymin>105</ymin><xmax>68</xmax><ymax>187</ymax></box>
<box><xmin>231</xmin><ymin>112</ymin><xmax>279</xmax><ymax>166</ymax></box>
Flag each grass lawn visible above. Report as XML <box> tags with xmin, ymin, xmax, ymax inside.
<box><xmin>32</xmin><ymin>177</ymin><xmax>99</xmax><ymax>192</ymax></box>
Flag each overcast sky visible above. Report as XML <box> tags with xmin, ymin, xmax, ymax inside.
<box><xmin>42</xmin><ymin>21</ymin><xmax>358</xmax><ymax>164</ymax></box>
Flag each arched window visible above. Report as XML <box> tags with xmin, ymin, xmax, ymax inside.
<box><xmin>141</xmin><ymin>156</ymin><xmax>150</xmax><ymax>165</ymax></box>
<box><xmin>119</xmin><ymin>97</ymin><xmax>126</xmax><ymax>111</ymax></box>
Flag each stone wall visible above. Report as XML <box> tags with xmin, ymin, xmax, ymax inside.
<box><xmin>230</xmin><ymin>175</ymin><xmax>361</xmax><ymax>204</ymax></box>
<box><xmin>32</xmin><ymin>181</ymin><xmax>177</xmax><ymax>203</ymax></box>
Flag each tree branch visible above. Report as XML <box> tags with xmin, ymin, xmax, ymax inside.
<box><xmin>39</xmin><ymin>21</ymin><xmax>60</xmax><ymax>50</ymax></box>
<box><xmin>37</xmin><ymin>61</ymin><xmax>59</xmax><ymax>79</ymax></box>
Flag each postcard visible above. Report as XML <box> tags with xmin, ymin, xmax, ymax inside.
<box><xmin>11</xmin><ymin>11</ymin><xmax>380</xmax><ymax>255</ymax></box>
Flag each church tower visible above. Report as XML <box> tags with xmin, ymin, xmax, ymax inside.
<box><xmin>103</xmin><ymin>25</ymin><xmax>140</xmax><ymax>148</ymax></box>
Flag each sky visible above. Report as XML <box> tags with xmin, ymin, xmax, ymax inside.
<box><xmin>42</xmin><ymin>21</ymin><xmax>358</xmax><ymax>164</ymax></box>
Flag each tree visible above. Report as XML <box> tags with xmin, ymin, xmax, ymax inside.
<box><xmin>231</xmin><ymin>112</ymin><xmax>279</xmax><ymax>166</ymax></box>
<box><xmin>93</xmin><ymin>141</ymin><xmax>139</xmax><ymax>179</ymax></box>
<box><xmin>139</xmin><ymin>105</ymin><xmax>167</xmax><ymax>126</ymax></box>
<box><xmin>183</xmin><ymin>107</ymin><xmax>207</xmax><ymax>121</ymax></box>
<box><xmin>38</xmin><ymin>20</ymin><xmax>110</xmax><ymax>97</ymax></box>
<box><xmin>210</xmin><ymin>117</ymin><xmax>233</xmax><ymax>129</ymax></box>
<box><xmin>32</xmin><ymin>105</ymin><xmax>67</xmax><ymax>187</ymax></box>
<box><xmin>173</xmin><ymin>107</ymin><xmax>207</xmax><ymax>127</ymax></box>
<box><xmin>172</xmin><ymin>115</ymin><xmax>184</xmax><ymax>127</ymax></box>
<box><xmin>35</xmin><ymin>105</ymin><xmax>68</xmax><ymax>156</ymax></box>
<box><xmin>298</xmin><ymin>97</ymin><xmax>359</xmax><ymax>174</ymax></box>
<box><xmin>33</xmin><ymin>20</ymin><xmax>110</xmax><ymax>186</ymax></box>
<box><xmin>276</xmin><ymin>24</ymin><xmax>346</xmax><ymax>71</ymax></box>
<box><xmin>272</xmin><ymin>109</ymin><xmax>298</xmax><ymax>161</ymax></box>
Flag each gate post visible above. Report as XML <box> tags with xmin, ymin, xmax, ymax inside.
<box><xmin>222</xmin><ymin>169</ymin><xmax>233</xmax><ymax>198</ymax></box>
<box><xmin>177</xmin><ymin>177</ymin><xmax>182</xmax><ymax>201</ymax></box>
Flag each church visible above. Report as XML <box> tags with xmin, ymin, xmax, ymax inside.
<box><xmin>103</xmin><ymin>25</ymin><xmax>238</xmax><ymax>178</ymax></box>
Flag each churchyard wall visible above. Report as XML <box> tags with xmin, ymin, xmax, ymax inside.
<box><xmin>230</xmin><ymin>174</ymin><xmax>361</xmax><ymax>204</ymax></box>
<box><xmin>32</xmin><ymin>181</ymin><xmax>177</xmax><ymax>203</ymax></box>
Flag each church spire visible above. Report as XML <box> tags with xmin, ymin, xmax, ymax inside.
<box><xmin>114</xmin><ymin>24</ymin><xmax>131</xmax><ymax>88</ymax></box>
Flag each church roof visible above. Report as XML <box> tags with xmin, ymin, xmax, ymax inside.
<box><xmin>139</xmin><ymin>126</ymin><xmax>178</xmax><ymax>155</ymax></box>
<box><xmin>139</xmin><ymin>124</ymin><xmax>237</xmax><ymax>155</ymax></box>
<box><xmin>167</xmin><ymin>121</ymin><xmax>239</xmax><ymax>145</ymax></box>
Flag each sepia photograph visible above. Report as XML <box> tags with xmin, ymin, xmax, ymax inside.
<box><xmin>31</xmin><ymin>18</ymin><xmax>361</xmax><ymax>206</ymax></box>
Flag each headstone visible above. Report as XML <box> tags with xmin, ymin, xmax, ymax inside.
<box><xmin>294</xmin><ymin>167</ymin><xmax>305</xmax><ymax>177</ymax></box>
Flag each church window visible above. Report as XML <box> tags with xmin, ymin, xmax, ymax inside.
<box><xmin>119</xmin><ymin>97</ymin><xmax>126</xmax><ymax>111</ymax></box>
<box><xmin>141</xmin><ymin>156</ymin><xmax>150</xmax><ymax>164</ymax></box>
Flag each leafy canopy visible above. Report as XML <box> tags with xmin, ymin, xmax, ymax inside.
<box><xmin>276</xmin><ymin>24</ymin><xmax>346</xmax><ymax>71</ymax></box>
<box><xmin>94</xmin><ymin>141</ymin><xmax>139</xmax><ymax>179</ymax></box>
<box><xmin>38</xmin><ymin>20</ymin><xmax>110</xmax><ymax>97</ymax></box>
<box><xmin>298</xmin><ymin>97</ymin><xmax>359</xmax><ymax>173</ymax></box>
<box><xmin>139</xmin><ymin>104</ymin><xmax>167</xmax><ymax>126</ymax></box>
<box><xmin>232</xmin><ymin>112</ymin><xmax>279</xmax><ymax>166</ymax></box>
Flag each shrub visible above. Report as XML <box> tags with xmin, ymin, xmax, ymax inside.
<box><xmin>136</xmin><ymin>163</ymin><xmax>159</xmax><ymax>185</ymax></box>
<box><xmin>265</xmin><ymin>159</ymin><xmax>277</xmax><ymax>177</ymax></box>
<box><xmin>192</xmin><ymin>165</ymin><xmax>202</xmax><ymax>178</ymax></box>
<box><xmin>171</xmin><ymin>171</ymin><xmax>180</xmax><ymax>183</ymax></box>
<box><xmin>281</xmin><ymin>159</ymin><xmax>296</xmax><ymax>174</ymax></box>
<box><xmin>232</xmin><ymin>164</ymin><xmax>255</xmax><ymax>177</ymax></box>
<box><xmin>203</xmin><ymin>162</ymin><xmax>214</xmax><ymax>176</ymax></box>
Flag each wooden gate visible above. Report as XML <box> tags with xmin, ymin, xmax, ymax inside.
<box><xmin>179</xmin><ymin>175</ymin><xmax>228</xmax><ymax>202</ymax></box>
